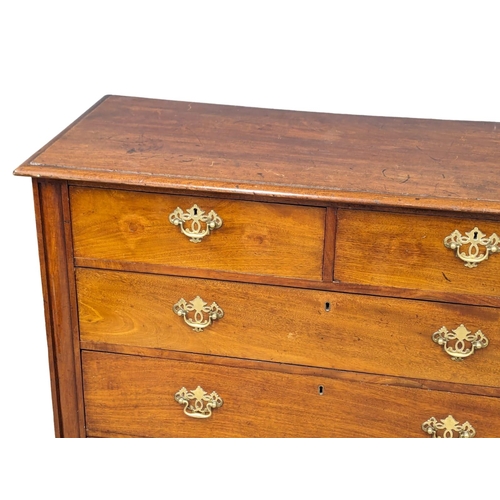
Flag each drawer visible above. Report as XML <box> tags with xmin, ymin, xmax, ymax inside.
<box><xmin>77</xmin><ymin>268</ymin><xmax>500</xmax><ymax>388</ymax></box>
<box><xmin>335</xmin><ymin>210</ymin><xmax>500</xmax><ymax>296</ymax></box>
<box><xmin>82</xmin><ymin>351</ymin><xmax>500</xmax><ymax>437</ymax></box>
<box><xmin>70</xmin><ymin>187</ymin><xmax>325</xmax><ymax>280</ymax></box>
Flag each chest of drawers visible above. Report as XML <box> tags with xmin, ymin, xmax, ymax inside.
<box><xmin>14</xmin><ymin>95</ymin><xmax>500</xmax><ymax>437</ymax></box>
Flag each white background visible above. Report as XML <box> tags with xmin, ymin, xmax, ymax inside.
<box><xmin>1</xmin><ymin>1</ymin><xmax>498</xmax><ymax>498</ymax></box>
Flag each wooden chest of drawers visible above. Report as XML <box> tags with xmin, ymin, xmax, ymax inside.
<box><xmin>14</xmin><ymin>95</ymin><xmax>500</xmax><ymax>437</ymax></box>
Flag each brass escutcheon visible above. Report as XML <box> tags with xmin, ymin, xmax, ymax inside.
<box><xmin>432</xmin><ymin>324</ymin><xmax>488</xmax><ymax>361</ymax></box>
<box><xmin>443</xmin><ymin>227</ymin><xmax>499</xmax><ymax>268</ymax></box>
<box><xmin>173</xmin><ymin>296</ymin><xmax>224</xmax><ymax>332</ymax></box>
<box><xmin>174</xmin><ymin>386</ymin><xmax>223</xmax><ymax>419</ymax></box>
<box><xmin>169</xmin><ymin>204</ymin><xmax>222</xmax><ymax>243</ymax></box>
<box><xmin>422</xmin><ymin>415</ymin><xmax>476</xmax><ymax>438</ymax></box>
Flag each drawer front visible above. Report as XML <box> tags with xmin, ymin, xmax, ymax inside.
<box><xmin>335</xmin><ymin>210</ymin><xmax>500</xmax><ymax>296</ymax></box>
<box><xmin>70</xmin><ymin>187</ymin><xmax>325</xmax><ymax>280</ymax></box>
<box><xmin>82</xmin><ymin>351</ymin><xmax>500</xmax><ymax>438</ymax></box>
<box><xmin>77</xmin><ymin>268</ymin><xmax>500</xmax><ymax>388</ymax></box>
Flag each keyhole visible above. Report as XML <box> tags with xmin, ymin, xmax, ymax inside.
<box><xmin>318</xmin><ymin>385</ymin><xmax>324</xmax><ymax>395</ymax></box>
<box><xmin>325</xmin><ymin>302</ymin><xmax>330</xmax><ymax>312</ymax></box>
<box><xmin>193</xmin><ymin>208</ymin><xmax>198</xmax><ymax>216</ymax></box>
<box><xmin>473</xmin><ymin>231</ymin><xmax>478</xmax><ymax>239</ymax></box>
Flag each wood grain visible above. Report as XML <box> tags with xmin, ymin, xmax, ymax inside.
<box><xmin>80</xmin><ymin>342</ymin><xmax>500</xmax><ymax>398</ymax></box>
<box><xmin>74</xmin><ymin>257</ymin><xmax>500</xmax><ymax>308</ymax></box>
<box><xmin>15</xmin><ymin>95</ymin><xmax>500</xmax><ymax>438</ymax></box>
<box><xmin>335</xmin><ymin>209</ymin><xmax>500</xmax><ymax>296</ymax></box>
<box><xmin>60</xmin><ymin>182</ymin><xmax>85</xmax><ymax>436</ymax></box>
<box><xmin>322</xmin><ymin>207</ymin><xmax>336</xmax><ymax>281</ymax></box>
<box><xmin>77</xmin><ymin>268</ymin><xmax>500</xmax><ymax>388</ymax></box>
<box><xmin>82</xmin><ymin>351</ymin><xmax>500</xmax><ymax>438</ymax></box>
<box><xmin>14</xmin><ymin>95</ymin><xmax>500</xmax><ymax>214</ymax></box>
<box><xmin>21</xmin><ymin>96</ymin><xmax>110</xmax><ymax>167</ymax></box>
<box><xmin>70</xmin><ymin>187</ymin><xmax>325</xmax><ymax>280</ymax></box>
<box><xmin>33</xmin><ymin>180</ymin><xmax>84</xmax><ymax>437</ymax></box>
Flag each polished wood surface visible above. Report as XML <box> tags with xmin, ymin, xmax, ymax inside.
<box><xmin>83</xmin><ymin>351</ymin><xmax>500</xmax><ymax>438</ymax></box>
<box><xmin>14</xmin><ymin>95</ymin><xmax>500</xmax><ymax>214</ymax></box>
<box><xmin>336</xmin><ymin>209</ymin><xmax>500</xmax><ymax>296</ymax></box>
<box><xmin>80</xmin><ymin>342</ymin><xmax>500</xmax><ymax>398</ymax></box>
<box><xmin>322</xmin><ymin>207</ymin><xmax>336</xmax><ymax>281</ymax></box>
<box><xmin>71</xmin><ymin>187</ymin><xmax>325</xmax><ymax>280</ymax></box>
<box><xmin>74</xmin><ymin>256</ymin><xmax>500</xmax><ymax>308</ymax></box>
<box><xmin>15</xmin><ymin>95</ymin><xmax>500</xmax><ymax>438</ymax></box>
<box><xmin>77</xmin><ymin>268</ymin><xmax>500</xmax><ymax>387</ymax></box>
<box><xmin>33</xmin><ymin>180</ymin><xmax>84</xmax><ymax>437</ymax></box>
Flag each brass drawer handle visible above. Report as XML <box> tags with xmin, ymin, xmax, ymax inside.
<box><xmin>422</xmin><ymin>415</ymin><xmax>476</xmax><ymax>438</ymax></box>
<box><xmin>173</xmin><ymin>296</ymin><xmax>224</xmax><ymax>332</ymax></box>
<box><xmin>432</xmin><ymin>324</ymin><xmax>488</xmax><ymax>361</ymax></box>
<box><xmin>444</xmin><ymin>227</ymin><xmax>499</xmax><ymax>268</ymax></box>
<box><xmin>169</xmin><ymin>204</ymin><xmax>222</xmax><ymax>243</ymax></box>
<box><xmin>174</xmin><ymin>386</ymin><xmax>223</xmax><ymax>419</ymax></box>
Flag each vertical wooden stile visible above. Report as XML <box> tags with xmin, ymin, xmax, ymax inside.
<box><xmin>32</xmin><ymin>179</ymin><xmax>84</xmax><ymax>437</ymax></box>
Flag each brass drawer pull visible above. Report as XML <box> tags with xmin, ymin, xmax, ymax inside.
<box><xmin>422</xmin><ymin>415</ymin><xmax>475</xmax><ymax>438</ymax></box>
<box><xmin>444</xmin><ymin>227</ymin><xmax>499</xmax><ymax>268</ymax></box>
<box><xmin>173</xmin><ymin>296</ymin><xmax>224</xmax><ymax>332</ymax></box>
<box><xmin>169</xmin><ymin>204</ymin><xmax>222</xmax><ymax>243</ymax></box>
<box><xmin>174</xmin><ymin>386</ymin><xmax>223</xmax><ymax>419</ymax></box>
<box><xmin>432</xmin><ymin>324</ymin><xmax>488</xmax><ymax>361</ymax></box>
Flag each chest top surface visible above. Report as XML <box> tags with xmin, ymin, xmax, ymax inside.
<box><xmin>14</xmin><ymin>95</ymin><xmax>500</xmax><ymax>214</ymax></box>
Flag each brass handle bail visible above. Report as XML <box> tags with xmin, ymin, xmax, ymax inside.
<box><xmin>173</xmin><ymin>296</ymin><xmax>224</xmax><ymax>332</ymax></box>
<box><xmin>422</xmin><ymin>415</ymin><xmax>475</xmax><ymax>438</ymax></box>
<box><xmin>432</xmin><ymin>324</ymin><xmax>488</xmax><ymax>361</ymax></box>
<box><xmin>444</xmin><ymin>227</ymin><xmax>499</xmax><ymax>268</ymax></box>
<box><xmin>174</xmin><ymin>386</ymin><xmax>223</xmax><ymax>419</ymax></box>
<box><xmin>169</xmin><ymin>204</ymin><xmax>222</xmax><ymax>242</ymax></box>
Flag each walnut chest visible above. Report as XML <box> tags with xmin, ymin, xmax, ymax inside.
<box><xmin>14</xmin><ymin>95</ymin><xmax>500</xmax><ymax>438</ymax></box>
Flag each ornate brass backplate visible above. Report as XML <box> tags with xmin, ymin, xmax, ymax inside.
<box><xmin>174</xmin><ymin>386</ymin><xmax>223</xmax><ymax>419</ymax></box>
<box><xmin>173</xmin><ymin>296</ymin><xmax>224</xmax><ymax>332</ymax></box>
<box><xmin>422</xmin><ymin>415</ymin><xmax>476</xmax><ymax>438</ymax></box>
<box><xmin>432</xmin><ymin>324</ymin><xmax>488</xmax><ymax>361</ymax></box>
<box><xmin>444</xmin><ymin>227</ymin><xmax>499</xmax><ymax>268</ymax></box>
<box><xmin>169</xmin><ymin>204</ymin><xmax>222</xmax><ymax>242</ymax></box>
